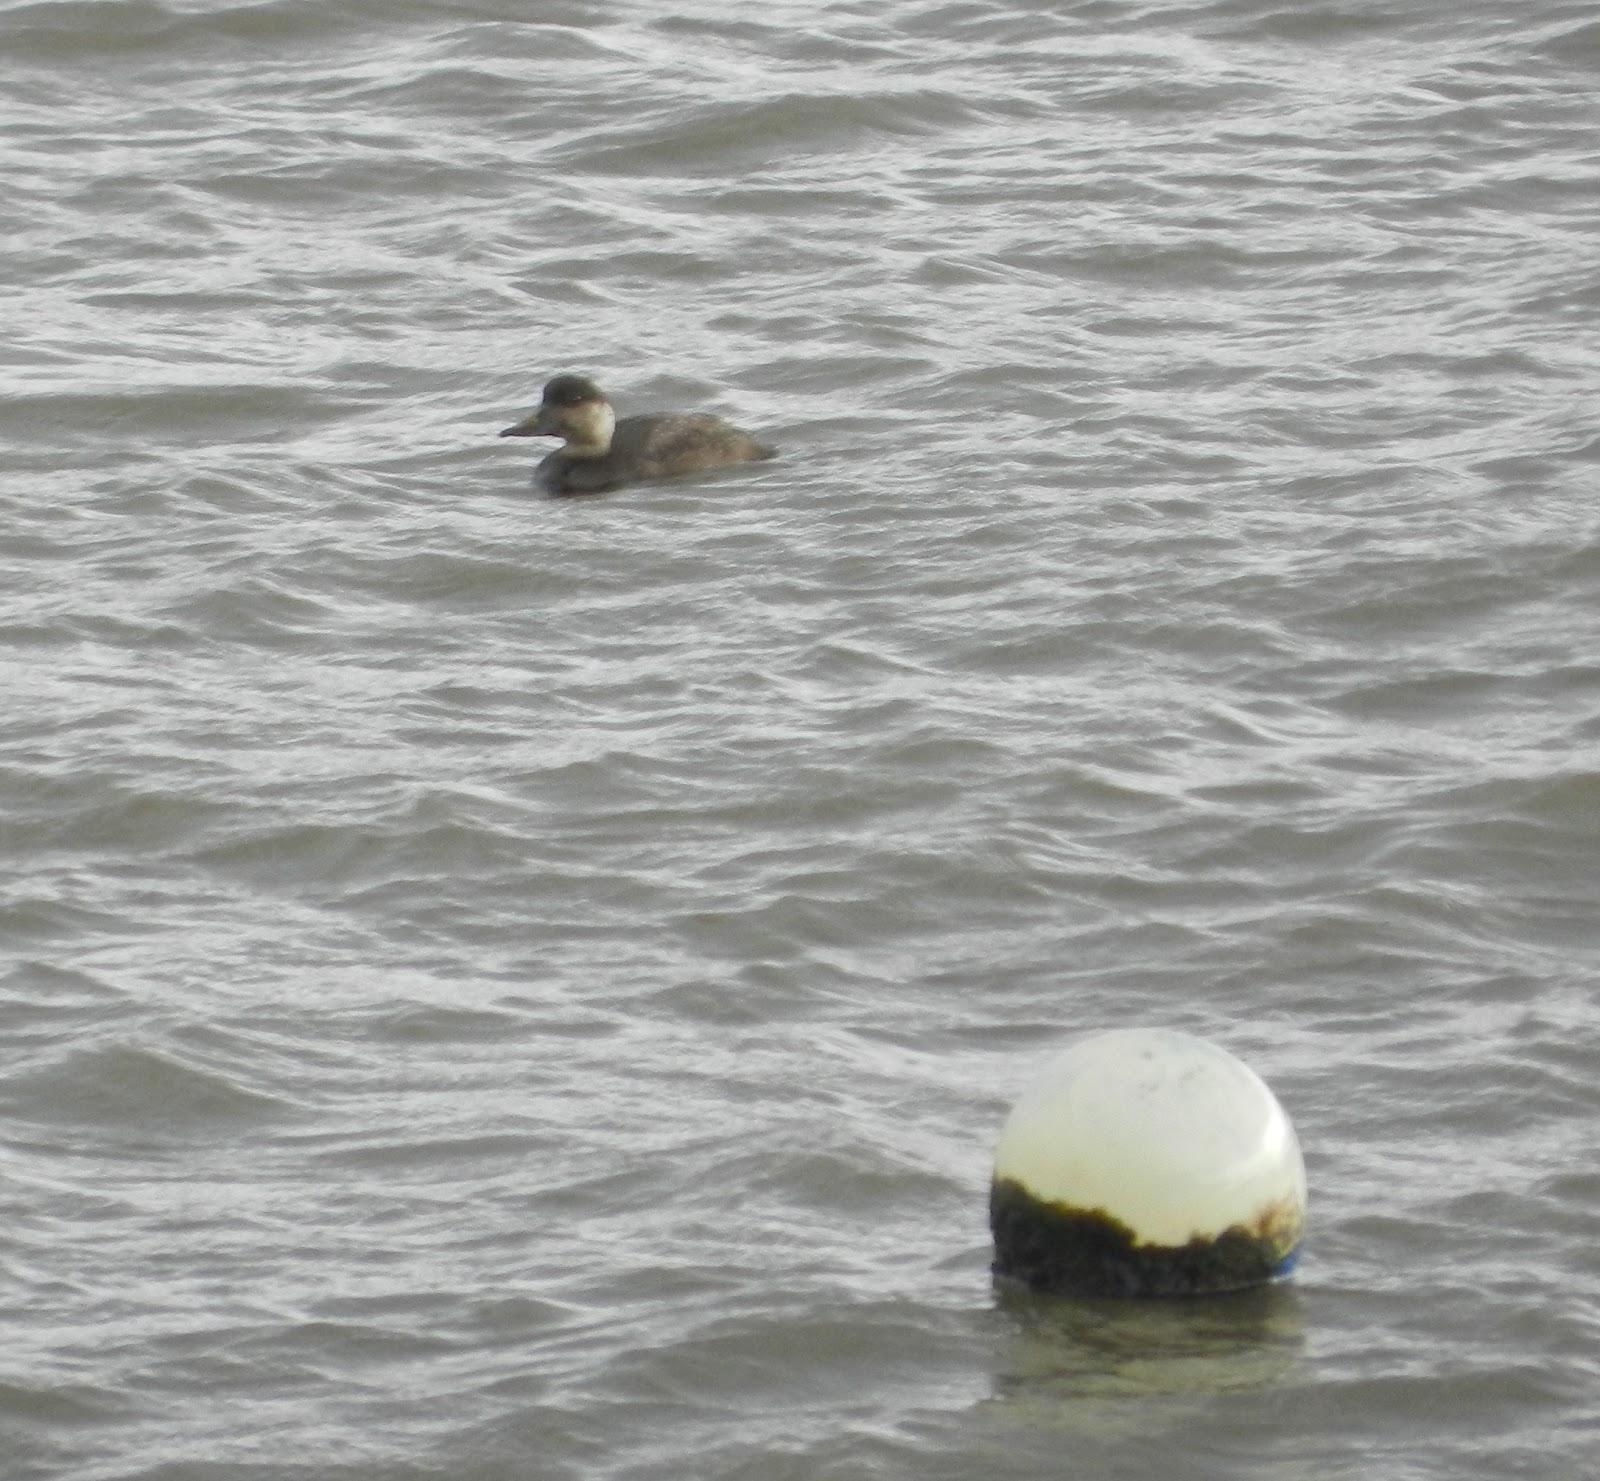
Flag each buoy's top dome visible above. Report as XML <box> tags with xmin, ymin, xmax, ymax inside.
<box><xmin>993</xmin><ymin>1028</ymin><xmax>1305</xmax><ymax>1248</ymax></box>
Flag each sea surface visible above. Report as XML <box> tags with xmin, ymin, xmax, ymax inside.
<box><xmin>3</xmin><ymin>0</ymin><xmax>1599</xmax><ymax>1477</ymax></box>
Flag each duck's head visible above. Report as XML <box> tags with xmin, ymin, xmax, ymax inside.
<box><xmin>499</xmin><ymin>374</ymin><xmax>615</xmax><ymax>456</ymax></box>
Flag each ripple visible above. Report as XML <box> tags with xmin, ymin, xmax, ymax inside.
<box><xmin>3</xmin><ymin>1042</ymin><xmax>294</xmax><ymax>1133</ymax></box>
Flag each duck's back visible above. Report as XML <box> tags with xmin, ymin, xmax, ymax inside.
<box><xmin>537</xmin><ymin>411</ymin><xmax>774</xmax><ymax>495</ymax></box>
<box><xmin>618</xmin><ymin>412</ymin><xmax>776</xmax><ymax>480</ymax></box>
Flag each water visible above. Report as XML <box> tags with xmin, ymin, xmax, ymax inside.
<box><xmin>3</xmin><ymin>0</ymin><xmax>1599</xmax><ymax>1476</ymax></box>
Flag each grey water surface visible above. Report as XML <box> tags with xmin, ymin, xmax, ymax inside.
<box><xmin>3</xmin><ymin>0</ymin><xmax>1599</xmax><ymax>1477</ymax></box>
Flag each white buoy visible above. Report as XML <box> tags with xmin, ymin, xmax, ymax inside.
<box><xmin>990</xmin><ymin>1028</ymin><xmax>1306</xmax><ymax>1297</ymax></box>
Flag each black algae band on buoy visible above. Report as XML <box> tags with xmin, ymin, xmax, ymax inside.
<box><xmin>990</xmin><ymin>1029</ymin><xmax>1306</xmax><ymax>1298</ymax></box>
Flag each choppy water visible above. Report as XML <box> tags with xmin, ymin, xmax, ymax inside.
<box><xmin>4</xmin><ymin>0</ymin><xmax>1600</xmax><ymax>1476</ymax></box>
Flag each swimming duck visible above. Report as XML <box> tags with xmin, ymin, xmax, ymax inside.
<box><xmin>499</xmin><ymin>374</ymin><xmax>776</xmax><ymax>495</ymax></box>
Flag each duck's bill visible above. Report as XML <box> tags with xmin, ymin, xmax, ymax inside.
<box><xmin>499</xmin><ymin>411</ymin><xmax>556</xmax><ymax>438</ymax></box>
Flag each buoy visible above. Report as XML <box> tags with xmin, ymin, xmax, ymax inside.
<box><xmin>990</xmin><ymin>1028</ymin><xmax>1305</xmax><ymax>1297</ymax></box>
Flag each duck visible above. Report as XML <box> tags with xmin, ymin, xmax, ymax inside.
<box><xmin>499</xmin><ymin>374</ymin><xmax>776</xmax><ymax>495</ymax></box>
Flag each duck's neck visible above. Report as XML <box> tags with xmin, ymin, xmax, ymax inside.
<box><xmin>563</xmin><ymin>402</ymin><xmax>616</xmax><ymax>459</ymax></box>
